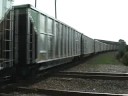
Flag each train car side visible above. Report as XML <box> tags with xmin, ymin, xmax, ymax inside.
<box><xmin>81</xmin><ymin>35</ymin><xmax>94</xmax><ymax>56</ymax></box>
<box><xmin>0</xmin><ymin>4</ymin><xmax>119</xmax><ymax>79</ymax></box>
<box><xmin>13</xmin><ymin>5</ymin><xmax>83</xmax><ymax>77</ymax></box>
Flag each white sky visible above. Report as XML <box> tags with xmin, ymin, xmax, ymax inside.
<box><xmin>13</xmin><ymin>0</ymin><xmax>128</xmax><ymax>44</ymax></box>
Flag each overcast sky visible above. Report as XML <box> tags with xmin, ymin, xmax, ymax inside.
<box><xmin>13</xmin><ymin>0</ymin><xmax>128</xmax><ymax>44</ymax></box>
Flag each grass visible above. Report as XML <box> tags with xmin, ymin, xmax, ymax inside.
<box><xmin>86</xmin><ymin>52</ymin><xmax>122</xmax><ymax>65</ymax></box>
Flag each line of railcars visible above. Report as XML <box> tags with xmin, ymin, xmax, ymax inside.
<box><xmin>0</xmin><ymin>4</ymin><xmax>119</xmax><ymax>78</ymax></box>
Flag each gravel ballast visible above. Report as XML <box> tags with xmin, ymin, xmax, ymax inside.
<box><xmin>64</xmin><ymin>63</ymin><xmax>128</xmax><ymax>73</ymax></box>
<box><xmin>64</xmin><ymin>52</ymin><xmax>128</xmax><ymax>73</ymax></box>
<box><xmin>29</xmin><ymin>77</ymin><xmax>128</xmax><ymax>94</ymax></box>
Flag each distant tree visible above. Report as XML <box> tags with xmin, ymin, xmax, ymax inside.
<box><xmin>118</xmin><ymin>39</ymin><xmax>126</xmax><ymax>53</ymax></box>
<box><xmin>119</xmin><ymin>39</ymin><xmax>126</xmax><ymax>45</ymax></box>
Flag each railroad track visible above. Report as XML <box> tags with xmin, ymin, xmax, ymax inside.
<box><xmin>1</xmin><ymin>72</ymin><xmax>128</xmax><ymax>95</ymax></box>
<box><xmin>51</xmin><ymin>71</ymin><xmax>128</xmax><ymax>80</ymax></box>
<box><xmin>0</xmin><ymin>87</ymin><xmax>128</xmax><ymax>96</ymax></box>
<box><xmin>1</xmin><ymin>65</ymin><xmax>128</xmax><ymax>95</ymax></box>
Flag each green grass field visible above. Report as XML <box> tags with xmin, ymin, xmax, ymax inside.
<box><xmin>86</xmin><ymin>52</ymin><xmax>122</xmax><ymax>65</ymax></box>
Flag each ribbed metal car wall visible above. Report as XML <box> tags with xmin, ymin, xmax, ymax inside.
<box><xmin>82</xmin><ymin>35</ymin><xmax>94</xmax><ymax>55</ymax></box>
<box><xmin>13</xmin><ymin>4</ymin><xmax>82</xmax><ymax>70</ymax></box>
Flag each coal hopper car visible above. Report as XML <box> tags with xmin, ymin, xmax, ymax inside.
<box><xmin>0</xmin><ymin>4</ymin><xmax>83</xmax><ymax>77</ymax></box>
<box><xmin>0</xmin><ymin>4</ymin><xmax>119</xmax><ymax>78</ymax></box>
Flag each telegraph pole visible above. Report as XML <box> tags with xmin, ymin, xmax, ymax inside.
<box><xmin>55</xmin><ymin>0</ymin><xmax>57</xmax><ymax>18</ymax></box>
<box><xmin>35</xmin><ymin>0</ymin><xmax>57</xmax><ymax>18</ymax></box>
<box><xmin>35</xmin><ymin>0</ymin><xmax>37</xmax><ymax>7</ymax></box>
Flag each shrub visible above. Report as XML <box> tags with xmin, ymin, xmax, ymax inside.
<box><xmin>122</xmin><ymin>52</ymin><xmax>128</xmax><ymax>66</ymax></box>
<box><xmin>125</xmin><ymin>45</ymin><xmax>128</xmax><ymax>52</ymax></box>
<box><xmin>116</xmin><ymin>51</ymin><xmax>125</xmax><ymax>60</ymax></box>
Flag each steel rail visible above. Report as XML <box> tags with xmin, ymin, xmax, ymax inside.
<box><xmin>51</xmin><ymin>72</ymin><xmax>128</xmax><ymax>80</ymax></box>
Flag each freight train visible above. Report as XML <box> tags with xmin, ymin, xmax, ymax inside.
<box><xmin>0</xmin><ymin>4</ymin><xmax>119</xmax><ymax>78</ymax></box>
